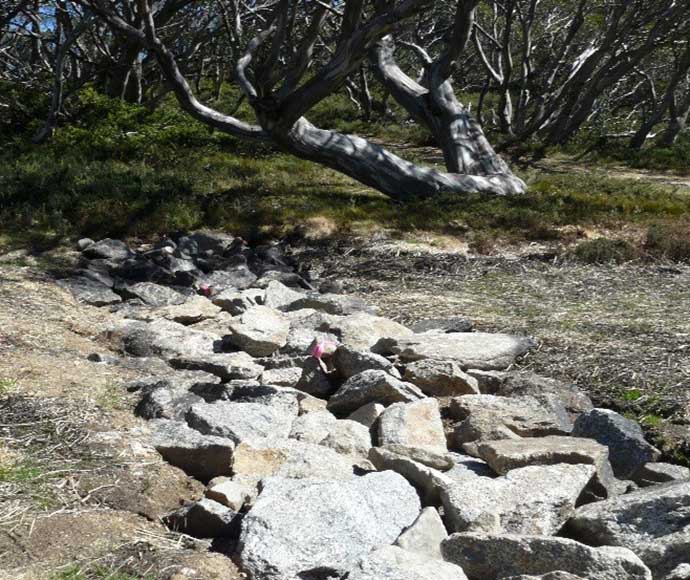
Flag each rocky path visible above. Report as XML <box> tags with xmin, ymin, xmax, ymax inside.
<box><xmin>2</xmin><ymin>231</ymin><xmax>690</xmax><ymax>579</ymax></box>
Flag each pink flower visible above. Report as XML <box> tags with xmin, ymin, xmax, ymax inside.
<box><xmin>199</xmin><ymin>284</ymin><xmax>213</xmax><ymax>297</ymax></box>
<box><xmin>311</xmin><ymin>342</ymin><xmax>326</xmax><ymax>359</ymax></box>
<box><xmin>310</xmin><ymin>339</ymin><xmax>337</xmax><ymax>359</ymax></box>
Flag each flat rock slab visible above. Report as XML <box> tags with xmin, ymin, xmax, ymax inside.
<box><xmin>58</xmin><ymin>277</ymin><xmax>122</xmax><ymax>307</ymax></box>
<box><xmin>395</xmin><ymin>507</ymin><xmax>448</xmax><ymax>560</ymax></box>
<box><xmin>378</xmin><ymin>398</ymin><xmax>447</xmax><ymax>452</ymax></box>
<box><xmin>346</xmin><ymin>545</ymin><xmax>467</xmax><ymax>580</ymax></box>
<box><xmin>171</xmin><ymin>352</ymin><xmax>264</xmax><ymax>381</ymax></box>
<box><xmin>441</xmin><ymin>533</ymin><xmax>652</xmax><ymax>580</ymax></box>
<box><xmin>441</xmin><ymin>463</ymin><xmax>596</xmax><ymax>535</ymax></box>
<box><xmin>573</xmin><ymin>408</ymin><xmax>661</xmax><ymax>479</ymax></box>
<box><xmin>227</xmin><ymin>305</ymin><xmax>290</xmax><ymax>356</ymax></box>
<box><xmin>120</xmin><ymin>282</ymin><xmax>188</xmax><ymax>307</ymax></box>
<box><xmin>450</xmin><ymin>395</ymin><xmax>573</xmax><ymax>445</ymax></box>
<box><xmin>327</xmin><ymin>370</ymin><xmax>425</xmax><ymax>416</ymax></box>
<box><xmin>373</xmin><ymin>332</ymin><xmax>536</xmax><ymax>370</ymax></box>
<box><xmin>403</xmin><ymin>359</ymin><xmax>479</xmax><ymax>397</ymax></box>
<box><xmin>324</xmin><ymin>312</ymin><xmax>413</xmax><ymax>351</ymax></box>
<box><xmin>567</xmin><ymin>480</ymin><xmax>690</xmax><ymax>578</ymax></box>
<box><xmin>186</xmin><ymin>400</ymin><xmax>295</xmax><ymax>446</ymax></box>
<box><xmin>238</xmin><ymin>472</ymin><xmax>420</xmax><ymax>579</ymax></box>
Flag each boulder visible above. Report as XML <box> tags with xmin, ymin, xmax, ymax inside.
<box><xmin>403</xmin><ymin>359</ymin><xmax>480</xmax><ymax>397</ymax></box>
<box><xmin>199</xmin><ymin>266</ymin><xmax>257</xmax><ymax>291</ymax></box>
<box><xmin>373</xmin><ymin>332</ymin><xmax>536</xmax><ymax>370</ymax></box>
<box><xmin>227</xmin><ymin>306</ymin><xmax>290</xmax><ymax>356</ymax></box>
<box><xmin>333</xmin><ymin>346</ymin><xmax>401</xmax><ymax>380</ymax></box>
<box><xmin>295</xmin><ymin>357</ymin><xmax>335</xmax><ymax>397</ymax></box>
<box><xmin>175</xmin><ymin>231</ymin><xmax>235</xmax><ymax>257</ymax></box>
<box><xmin>473</xmin><ymin>436</ymin><xmax>621</xmax><ymax>498</ymax></box>
<box><xmin>441</xmin><ymin>463</ymin><xmax>596</xmax><ymax>535</ymax></box>
<box><xmin>151</xmin><ymin>419</ymin><xmax>234</xmax><ymax>481</ymax></box>
<box><xmin>664</xmin><ymin>564</ymin><xmax>690</xmax><ymax>580</ymax></box>
<box><xmin>450</xmin><ymin>395</ymin><xmax>573</xmax><ymax>445</ymax></box>
<box><xmin>346</xmin><ymin>545</ymin><xmax>468</xmax><ymax>580</ymax></box>
<box><xmin>290</xmin><ymin>411</ymin><xmax>371</xmax><ymax>458</ymax></box>
<box><xmin>328</xmin><ymin>370</ymin><xmax>425</xmax><ymax>416</ymax></box>
<box><xmin>259</xmin><ymin>366</ymin><xmax>303</xmax><ymax>388</ymax></box>
<box><xmin>152</xmin><ymin>295</ymin><xmax>222</xmax><ymax>324</ymax></box>
<box><xmin>395</xmin><ymin>507</ymin><xmax>448</xmax><ymax>560</ymax></box>
<box><xmin>171</xmin><ymin>352</ymin><xmax>264</xmax><ymax>381</ymax></box>
<box><xmin>206</xmin><ymin>477</ymin><xmax>257</xmax><ymax>511</ymax></box>
<box><xmin>82</xmin><ymin>238</ymin><xmax>132</xmax><ymax>261</ymax></box>
<box><xmin>262</xmin><ymin>280</ymin><xmax>305</xmax><ymax>310</ymax></box>
<box><xmin>119</xmin><ymin>282</ymin><xmax>188</xmax><ymax>307</ymax></box>
<box><xmin>441</xmin><ymin>533</ymin><xmax>652</xmax><ymax>580</ymax></box>
<box><xmin>325</xmin><ymin>312</ymin><xmax>413</xmax><ymax>351</ymax></box>
<box><xmin>238</xmin><ymin>471</ymin><xmax>420</xmax><ymax>579</ymax></box>
<box><xmin>58</xmin><ymin>277</ymin><xmax>122</xmax><ymax>307</ymax></box>
<box><xmin>633</xmin><ymin>462</ymin><xmax>690</xmax><ymax>487</ymax></box>
<box><xmin>567</xmin><ymin>480</ymin><xmax>690</xmax><ymax>577</ymax></box>
<box><xmin>164</xmin><ymin>498</ymin><xmax>238</xmax><ymax>539</ymax></box>
<box><xmin>347</xmin><ymin>402</ymin><xmax>385</xmax><ymax>429</ymax></box>
<box><xmin>382</xmin><ymin>444</ymin><xmax>454</xmax><ymax>471</ymax></box>
<box><xmin>186</xmin><ymin>400</ymin><xmax>295</xmax><ymax>446</ymax></box>
<box><xmin>231</xmin><ymin>440</ymin><xmax>366</xmax><ymax>482</ymax></box>
<box><xmin>106</xmin><ymin>318</ymin><xmax>219</xmax><ymax>360</ymax></box>
<box><xmin>573</xmin><ymin>409</ymin><xmax>661</xmax><ymax>479</ymax></box>
<box><xmin>378</xmin><ymin>398</ymin><xmax>447</xmax><ymax>452</ymax></box>
<box><xmin>212</xmin><ymin>288</ymin><xmax>264</xmax><ymax>315</ymax></box>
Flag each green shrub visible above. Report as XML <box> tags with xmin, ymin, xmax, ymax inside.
<box><xmin>572</xmin><ymin>238</ymin><xmax>637</xmax><ymax>264</ymax></box>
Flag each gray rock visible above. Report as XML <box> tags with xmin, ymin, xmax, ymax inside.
<box><xmin>324</xmin><ymin>312</ymin><xmax>413</xmax><ymax>351</ymax></box>
<box><xmin>403</xmin><ymin>359</ymin><xmax>479</xmax><ymax>397</ymax></box>
<box><xmin>378</xmin><ymin>398</ymin><xmax>447</xmax><ymax>452</ymax></box>
<box><xmin>450</xmin><ymin>395</ymin><xmax>573</xmax><ymax>445</ymax></box>
<box><xmin>254</xmin><ymin>270</ymin><xmax>313</xmax><ymax>289</ymax></box>
<box><xmin>328</xmin><ymin>370</ymin><xmax>426</xmax><ymax>416</ymax></box>
<box><xmin>368</xmin><ymin>446</ymin><xmax>454</xmax><ymax>505</ymax></box>
<box><xmin>483</xmin><ymin>371</ymin><xmax>593</xmax><ymax>417</ymax></box>
<box><xmin>227</xmin><ymin>306</ymin><xmax>290</xmax><ymax>356</ymax></box>
<box><xmin>212</xmin><ymin>287</ymin><xmax>264</xmax><ymax>315</ymax></box>
<box><xmin>135</xmin><ymin>379</ymin><xmax>207</xmax><ymax>421</ymax></box>
<box><xmin>290</xmin><ymin>411</ymin><xmax>371</xmax><ymax>458</ymax></box>
<box><xmin>567</xmin><ymin>480</ymin><xmax>690</xmax><ymax>577</ymax></box>
<box><xmin>206</xmin><ymin>478</ymin><xmax>256</xmax><ymax>511</ymax></box>
<box><xmin>501</xmin><ymin>574</ymin><xmax>587</xmax><ymax>580</ymax></box>
<box><xmin>445</xmin><ymin>453</ymin><xmax>497</xmax><ymax>480</ymax></box>
<box><xmin>411</xmin><ymin>317</ymin><xmax>473</xmax><ymax>334</ymax></box>
<box><xmin>171</xmin><ymin>352</ymin><xmax>264</xmax><ymax>381</ymax></box>
<box><xmin>664</xmin><ymin>564</ymin><xmax>690</xmax><ymax>580</ymax></box>
<box><xmin>186</xmin><ymin>400</ymin><xmax>295</xmax><ymax>446</ymax></box>
<box><xmin>295</xmin><ymin>357</ymin><xmax>335</xmax><ymax>397</ymax></box>
<box><xmin>633</xmin><ymin>462</ymin><xmax>690</xmax><ymax>487</ymax></box>
<box><xmin>231</xmin><ymin>440</ymin><xmax>366</xmax><ymax>482</ymax></box>
<box><xmin>152</xmin><ymin>295</ymin><xmax>222</xmax><ymax>324</ymax></box>
<box><xmin>260</xmin><ymin>366</ymin><xmax>303</xmax><ymax>387</ymax></box>
<box><xmin>82</xmin><ymin>238</ymin><xmax>132</xmax><ymax>260</ymax></box>
<box><xmin>238</xmin><ymin>471</ymin><xmax>420</xmax><ymax>579</ymax></box>
<box><xmin>201</xmin><ymin>266</ymin><xmax>258</xmax><ymax>291</ymax></box>
<box><xmin>263</xmin><ymin>280</ymin><xmax>305</xmax><ymax>310</ymax></box>
<box><xmin>382</xmin><ymin>444</ymin><xmax>454</xmax><ymax>471</ymax></box>
<box><xmin>333</xmin><ymin>346</ymin><xmax>401</xmax><ymax>380</ymax></box>
<box><xmin>441</xmin><ymin>533</ymin><xmax>652</xmax><ymax>580</ymax></box>
<box><xmin>474</xmin><ymin>436</ymin><xmax>621</xmax><ymax>499</ymax></box>
<box><xmin>58</xmin><ymin>277</ymin><xmax>122</xmax><ymax>307</ymax></box>
<box><xmin>395</xmin><ymin>507</ymin><xmax>448</xmax><ymax>560</ymax></box>
<box><xmin>373</xmin><ymin>332</ymin><xmax>536</xmax><ymax>371</ymax></box>
<box><xmin>151</xmin><ymin>419</ymin><xmax>234</xmax><ymax>481</ymax></box>
<box><xmin>347</xmin><ymin>545</ymin><xmax>467</xmax><ymax>580</ymax></box>
<box><xmin>347</xmin><ymin>402</ymin><xmax>385</xmax><ymax>429</ymax></box>
<box><xmin>176</xmin><ymin>231</ymin><xmax>235</xmax><ymax>257</ymax></box>
<box><xmin>441</xmin><ymin>463</ymin><xmax>596</xmax><ymax>535</ymax></box>
<box><xmin>290</xmin><ymin>410</ymin><xmax>337</xmax><ymax>444</ymax></box>
<box><xmin>284</xmin><ymin>292</ymin><xmax>377</xmax><ymax>316</ymax></box>
<box><xmin>164</xmin><ymin>497</ymin><xmax>238</xmax><ymax>538</ymax></box>
<box><xmin>76</xmin><ymin>237</ymin><xmax>95</xmax><ymax>251</ymax></box>
<box><xmin>573</xmin><ymin>409</ymin><xmax>661</xmax><ymax>479</ymax></box>
<box><xmin>120</xmin><ymin>282</ymin><xmax>188</xmax><ymax>307</ymax></box>
<box><xmin>106</xmin><ymin>319</ymin><xmax>220</xmax><ymax>360</ymax></box>
<box><xmin>223</xmin><ymin>383</ymin><xmax>304</xmax><ymax>416</ymax></box>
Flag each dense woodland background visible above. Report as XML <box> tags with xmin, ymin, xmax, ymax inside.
<box><xmin>1</xmin><ymin>0</ymin><xmax>690</xmax><ymax>256</ymax></box>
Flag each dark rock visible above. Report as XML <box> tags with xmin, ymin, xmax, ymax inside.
<box><xmin>573</xmin><ymin>409</ymin><xmax>661</xmax><ymax>479</ymax></box>
<box><xmin>58</xmin><ymin>277</ymin><xmax>122</xmax><ymax>307</ymax></box>
<box><xmin>199</xmin><ymin>267</ymin><xmax>257</xmax><ymax>292</ymax></box>
<box><xmin>118</xmin><ymin>282</ymin><xmax>188</xmax><ymax>307</ymax></box>
<box><xmin>411</xmin><ymin>317</ymin><xmax>473</xmax><ymax>333</ymax></box>
<box><xmin>82</xmin><ymin>238</ymin><xmax>132</xmax><ymax>261</ymax></box>
<box><xmin>164</xmin><ymin>498</ymin><xmax>239</xmax><ymax>538</ymax></box>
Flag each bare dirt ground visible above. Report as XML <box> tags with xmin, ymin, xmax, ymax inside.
<box><xmin>0</xmin><ymin>253</ymin><xmax>241</xmax><ymax>579</ymax></box>
<box><xmin>302</xmin><ymin>237</ymin><xmax>690</xmax><ymax>463</ymax></box>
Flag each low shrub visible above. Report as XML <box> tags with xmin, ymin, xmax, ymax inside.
<box><xmin>572</xmin><ymin>238</ymin><xmax>637</xmax><ymax>264</ymax></box>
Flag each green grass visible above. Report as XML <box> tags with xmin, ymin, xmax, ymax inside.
<box><xmin>53</xmin><ymin>565</ymin><xmax>155</xmax><ymax>580</ymax></box>
<box><xmin>0</xmin><ymin>459</ymin><xmax>43</xmax><ymax>484</ymax></box>
<box><xmin>0</xmin><ymin>377</ymin><xmax>17</xmax><ymax>397</ymax></box>
<box><xmin>2</xmin><ymin>86</ymin><xmax>690</xmax><ymax>253</ymax></box>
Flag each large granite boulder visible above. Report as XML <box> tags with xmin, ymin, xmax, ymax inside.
<box><xmin>238</xmin><ymin>472</ymin><xmax>420</xmax><ymax>579</ymax></box>
<box><xmin>346</xmin><ymin>545</ymin><xmax>468</xmax><ymax>580</ymax></box>
<box><xmin>227</xmin><ymin>306</ymin><xmax>290</xmax><ymax>356</ymax></box>
<box><xmin>378</xmin><ymin>398</ymin><xmax>447</xmax><ymax>452</ymax></box>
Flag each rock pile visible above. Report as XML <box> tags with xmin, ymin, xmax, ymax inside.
<box><xmin>65</xmin><ymin>232</ymin><xmax>690</xmax><ymax>580</ymax></box>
